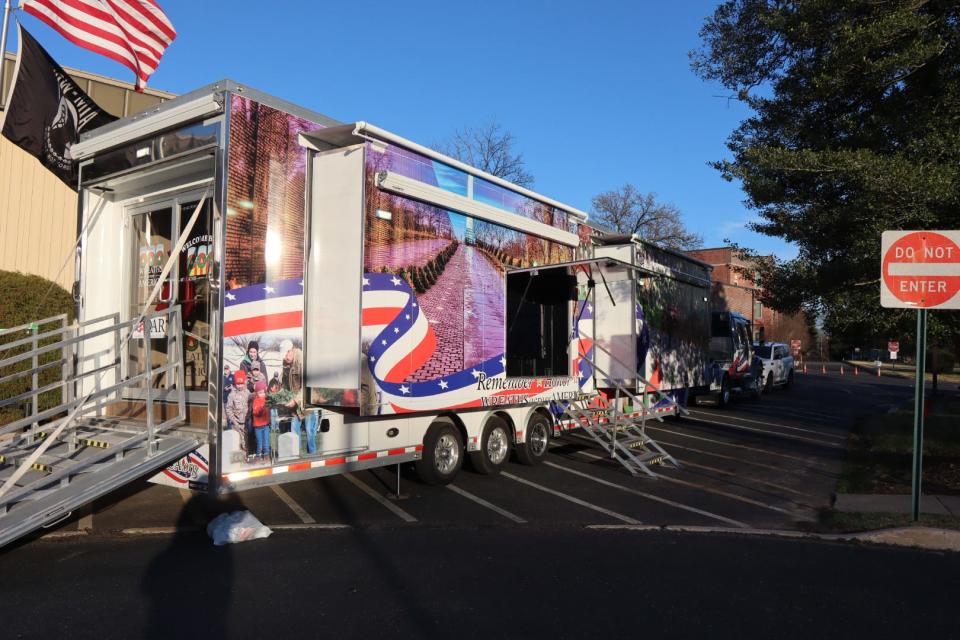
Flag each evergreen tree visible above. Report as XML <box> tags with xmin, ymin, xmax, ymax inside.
<box><xmin>692</xmin><ymin>0</ymin><xmax>960</xmax><ymax>356</ymax></box>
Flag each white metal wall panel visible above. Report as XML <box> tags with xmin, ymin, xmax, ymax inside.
<box><xmin>305</xmin><ymin>145</ymin><xmax>364</xmax><ymax>390</ymax></box>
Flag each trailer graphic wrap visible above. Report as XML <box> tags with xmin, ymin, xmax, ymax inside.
<box><xmin>221</xmin><ymin>96</ymin><xmax>327</xmax><ymax>471</ymax></box>
<box><xmin>361</xmin><ymin>144</ymin><xmax>577</xmax><ymax>414</ymax></box>
<box><xmin>636</xmin><ymin>273</ymin><xmax>710</xmax><ymax>393</ymax></box>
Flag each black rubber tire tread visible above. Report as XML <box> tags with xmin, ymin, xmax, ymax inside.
<box><xmin>469</xmin><ymin>416</ymin><xmax>511</xmax><ymax>475</ymax></box>
<box><xmin>717</xmin><ymin>376</ymin><xmax>731</xmax><ymax>408</ymax></box>
<box><xmin>415</xmin><ymin>421</ymin><xmax>464</xmax><ymax>486</ymax></box>
<box><xmin>515</xmin><ymin>412</ymin><xmax>551</xmax><ymax>466</ymax></box>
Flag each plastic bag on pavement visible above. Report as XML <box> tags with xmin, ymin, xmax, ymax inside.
<box><xmin>206</xmin><ymin>510</ymin><xmax>272</xmax><ymax>546</ymax></box>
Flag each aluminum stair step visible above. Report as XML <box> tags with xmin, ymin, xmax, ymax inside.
<box><xmin>0</xmin><ymin>433</ymin><xmax>199</xmax><ymax>547</ymax></box>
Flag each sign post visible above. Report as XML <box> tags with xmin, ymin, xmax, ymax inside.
<box><xmin>911</xmin><ymin>310</ymin><xmax>927</xmax><ymax>521</ymax></box>
<box><xmin>881</xmin><ymin>230</ymin><xmax>960</xmax><ymax>521</ymax></box>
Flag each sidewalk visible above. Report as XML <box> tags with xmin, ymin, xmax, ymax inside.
<box><xmin>835</xmin><ymin>493</ymin><xmax>960</xmax><ymax>516</ymax></box>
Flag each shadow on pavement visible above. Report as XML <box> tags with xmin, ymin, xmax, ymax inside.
<box><xmin>140</xmin><ymin>495</ymin><xmax>237</xmax><ymax>638</ymax></box>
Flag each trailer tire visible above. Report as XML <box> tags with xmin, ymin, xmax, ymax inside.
<box><xmin>415</xmin><ymin>422</ymin><xmax>464</xmax><ymax>486</ymax></box>
<box><xmin>716</xmin><ymin>376</ymin><xmax>731</xmax><ymax>408</ymax></box>
<box><xmin>515</xmin><ymin>413</ymin><xmax>551</xmax><ymax>466</ymax></box>
<box><xmin>750</xmin><ymin>375</ymin><xmax>763</xmax><ymax>400</ymax></box>
<box><xmin>469</xmin><ymin>416</ymin><xmax>511</xmax><ymax>475</ymax></box>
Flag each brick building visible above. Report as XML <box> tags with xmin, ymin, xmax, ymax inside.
<box><xmin>685</xmin><ymin>246</ymin><xmax>812</xmax><ymax>348</ymax></box>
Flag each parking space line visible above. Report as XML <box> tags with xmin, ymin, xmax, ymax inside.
<box><xmin>570</xmin><ymin>449</ymin><xmax>802</xmax><ymax>518</ymax></box>
<box><xmin>682</xmin><ymin>415</ymin><xmax>844</xmax><ymax>448</ymax></box>
<box><xmin>343</xmin><ymin>473</ymin><xmax>417</xmax><ymax>523</ymax></box>
<box><xmin>501</xmin><ymin>472</ymin><xmax>640</xmax><ymax>524</ymax></box>
<box><xmin>645</xmin><ymin>425</ymin><xmax>832</xmax><ymax>467</ymax></box>
<box><xmin>542</xmin><ymin>461</ymin><xmax>748</xmax><ymax>528</ymax></box>
<box><xmin>651</xmin><ymin>440</ymin><xmax>810</xmax><ymax>477</ymax></box>
<box><xmin>270</xmin><ymin>485</ymin><xmax>316</xmax><ymax>524</ymax></box>
<box><xmin>561</xmin><ymin>436</ymin><xmax>817</xmax><ymax>497</ymax></box>
<box><xmin>447</xmin><ymin>484</ymin><xmax>527</xmax><ymax>523</ymax></box>
<box><xmin>687</xmin><ymin>409</ymin><xmax>846</xmax><ymax>440</ymax></box>
<box><xmin>674</xmin><ymin>458</ymin><xmax>814</xmax><ymax>499</ymax></box>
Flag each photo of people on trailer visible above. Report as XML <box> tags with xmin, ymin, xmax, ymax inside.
<box><xmin>222</xmin><ymin>336</ymin><xmax>317</xmax><ymax>468</ymax></box>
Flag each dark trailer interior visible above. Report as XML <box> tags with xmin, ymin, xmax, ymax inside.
<box><xmin>505</xmin><ymin>268</ymin><xmax>576</xmax><ymax>377</ymax></box>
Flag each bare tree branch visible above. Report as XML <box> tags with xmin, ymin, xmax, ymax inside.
<box><xmin>590</xmin><ymin>184</ymin><xmax>703</xmax><ymax>250</ymax></box>
<box><xmin>435</xmin><ymin>119</ymin><xmax>534</xmax><ymax>188</ymax></box>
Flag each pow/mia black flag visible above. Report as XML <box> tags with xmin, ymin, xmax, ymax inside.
<box><xmin>1</xmin><ymin>25</ymin><xmax>116</xmax><ymax>189</ymax></box>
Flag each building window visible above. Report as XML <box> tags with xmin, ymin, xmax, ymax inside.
<box><xmin>754</xmin><ymin>300</ymin><xmax>763</xmax><ymax>320</ymax></box>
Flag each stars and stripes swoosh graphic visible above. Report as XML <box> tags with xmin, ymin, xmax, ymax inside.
<box><xmin>223</xmin><ymin>278</ymin><xmax>304</xmax><ymax>338</ymax></box>
<box><xmin>362</xmin><ymin>272</ymin><xmax>507</xmax><ymax>414</ymax></box>
<box><xmin>573</xmin><ymin>299</ymin><xmax>594</xmax><ymax>388</ymax></box>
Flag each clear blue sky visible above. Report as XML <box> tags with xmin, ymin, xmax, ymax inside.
<box><xmin>4</xmin><ymin>0</ymin><xmax>795</xmax><ymax>258</ymax></box>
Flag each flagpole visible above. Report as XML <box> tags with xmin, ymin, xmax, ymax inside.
<box><xmin>0</xmin><ymin>0</ymin><xmax>14</xmax><ymax>111</ymax></box>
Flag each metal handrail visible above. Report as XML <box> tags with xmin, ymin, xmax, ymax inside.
<box><xmin>0</xmin><ymin>313</ymin><xmax>133</xmax><ymax>369</ymax></box>
<box><xmin>0</xmin><ymin>359</ymin><xmax>183</xmax><ymax>436</ymax></box>
<box><xmin>0</xmin><ymin>313</ymin><xmax>67</xmax><ymax>338</ymax></box>
<box><xmin>586</xmin><ymin>340</ymin><xmax>686</xmax><ymax>413</ymax></box>
<box><xmin>576</xmin><ymin>349</ymin><xmax>681</xmax><ymax>421</ymax></box>
<box><xmin>0</xmin><ymin>312</ymin><xmax>118</xmax><ymax>354</ymax></box>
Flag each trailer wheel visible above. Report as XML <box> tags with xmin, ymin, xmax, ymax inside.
<box><xmin>515</xmin><ymin>413</ymin><xmax>551</xmax><ymax>466</ymax></box>
<box><xmin>469</xmin><ymin>416</ymin><xmax>511</xmax><ymax>475</ymax></box>
<box><xmin>415</xmin><ymin>422</ymin><xmax>464</xmax><ymax>486</ymax></box>
<box><xmin>750</xmin><ymin>375</ymin><xmax>763</xmax><ymax>400</ymax></box>
<box><xmin>716</xmin><ymin>376</ymin><xmax>731</xmax><ymax>408</ymax></box>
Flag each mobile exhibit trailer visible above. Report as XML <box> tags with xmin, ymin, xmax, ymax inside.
<box><xmin>0</xmin><ymin>81</ymin><xmax>684</xmax><ymax>545</ymax></box>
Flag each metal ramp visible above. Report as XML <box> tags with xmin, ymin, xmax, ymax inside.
<box><xmin>0</xmin><ymin>309</ymin><xmax>198</xmax><ymax>548</ymax></box>
<box><xmin>562</xmin><ymin>342</ymin><xmax>683</xmax><ymax>478</ymax></box>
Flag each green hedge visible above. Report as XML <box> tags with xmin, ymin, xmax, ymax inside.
<box><xmin>0</xmin><ymin>271</ymin><xmax>75</xmax><ymax>426</ymax></box>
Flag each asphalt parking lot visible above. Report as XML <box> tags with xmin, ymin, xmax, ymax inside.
<box><xmin>32</xmin><ymin>364</ymin><xmax>921</xmax><ymax>541</ymax></box>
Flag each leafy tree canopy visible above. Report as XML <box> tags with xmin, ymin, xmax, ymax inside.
<box><xmin>692</xmin><ymin>0</ymin><xmax>960</xmax><ymax>354</ymax></box>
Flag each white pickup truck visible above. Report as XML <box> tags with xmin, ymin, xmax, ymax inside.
<box><xmin>753</xmin><ymin>342</ymin><xmax>795</xmax><ymax>392</ymax></box>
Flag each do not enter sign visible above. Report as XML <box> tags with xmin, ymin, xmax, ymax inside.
<box><xmin>881</xmin><ymin>230</ymin><xmax>960</xmax><ymax>309</ymax></box>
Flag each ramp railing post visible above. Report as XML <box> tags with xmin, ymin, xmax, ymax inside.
<box><xmin>30</xmin><ymin>323</ymin><xmax>39</xmax><ymax>441</ymax></box>
<box><xmin>145</xmin><ymin>312</ymin><xmax>156</xmax><ymax>456</ymax></box>
<box><xmin>174</xmin><ymin>307</ymin><xmax>185</xmax><ymax>424</ymax></box>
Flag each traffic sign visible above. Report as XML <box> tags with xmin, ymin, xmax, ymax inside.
<box><xmin>790</xmin><ymin>339</ymin><xmax>801</xmax><ymax>355</ymax></box>
<box><xmin>881</xmin><ymin>230</ymin><xmax>960</xmax><ymax>309</ymax></box>
<box><xmin>888</xmin><ymin>341</ymin><xmax>899</xmax><ymax>353</ymax></box>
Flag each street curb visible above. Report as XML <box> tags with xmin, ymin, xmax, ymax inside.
<box><xmin>587</xmin><ymin>524</ymin><xmax>960</xmax><ymax>553</ymax></box>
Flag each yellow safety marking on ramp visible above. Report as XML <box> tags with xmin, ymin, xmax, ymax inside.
<box><xmin>77</xmin><ymin>438</ymin><xmax>111</xmax><ymax>449</ymax></box>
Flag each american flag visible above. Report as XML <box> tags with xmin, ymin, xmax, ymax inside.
<box><xmin>223</xmin><ymin>278</ymin><xmax>304</xmax><ymax>338</ymax></box>
<box><xmin>21</xmin><ymin>0</ymin><xmax>176</xmax><ymax>90</ymax></box>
